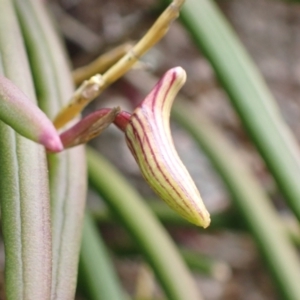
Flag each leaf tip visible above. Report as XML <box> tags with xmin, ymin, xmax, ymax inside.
<box><xmin>40</xmin><ymin>131</ymin><xmax>64</xmax><ymax>152</ymax></box>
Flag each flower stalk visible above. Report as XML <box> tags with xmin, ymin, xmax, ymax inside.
<box><xmin>73</xmin><ymin>42</ymin><xmax>133</xmax><ymax>85</ymax></box>
<box><xmin>53</xmin><ymin>0</ymin><xmax>186</xmax><ymax>129</ymax></box>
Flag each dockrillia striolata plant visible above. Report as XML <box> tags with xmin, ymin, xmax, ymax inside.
<box><xmin>0</xmin><ymin>66</ymin><xmax>210</xmax><ymax>228</ymax></box>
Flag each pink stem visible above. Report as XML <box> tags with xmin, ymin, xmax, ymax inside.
<box><xmin>114</xmin><ymin>111</ymin><xmax>132</xmax><ymax>132</ymax></box>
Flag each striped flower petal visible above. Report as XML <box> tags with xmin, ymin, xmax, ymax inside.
<box><xmin>123</xmin><ymin>67</ymin><xmax>210</xmax><ymax>227</ymax></box>
<box><xmin>0</xmin><ymin>75</ymin><xmax>63</xmax><ymax>152</ymax></box>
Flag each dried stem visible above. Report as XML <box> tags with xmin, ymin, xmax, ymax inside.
<box><xmin>53</xmin><ymin>0</ymin><xmax>185</xmax><ymax>129</ymax></box>
<box><xmin>73</xmin><ymin>42</ymin><xmax>133</xmax><ymax>85</ymax></box>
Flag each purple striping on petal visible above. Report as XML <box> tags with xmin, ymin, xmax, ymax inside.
<box><xmin>128</xmin><ymin>114</ymin><xmax>193</xmax><ymax>215</ymax></box>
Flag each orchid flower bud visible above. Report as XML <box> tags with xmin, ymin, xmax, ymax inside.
<box><xmin>0</xmin><ymin>75</ymin><xmax>63</xmax><ymax>152</ymax></box>
<box><xmin>116</xmin><ymin>67</ymin><xmax>210</xmax><ymax>228</ymax></box>
<box><xmin>60</xmin><ymin>107</ymin><xmax>120</xmax><ymax>149</ymax></box>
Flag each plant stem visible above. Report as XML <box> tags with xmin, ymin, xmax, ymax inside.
<box><xmin>53</xmin><ymin>0</ymin><xmax>185</xmax><ymax>129</ymax></box>
<box><xmin>73</xmin><ymin>42</ymin><xmax>133</xmax><ymax>85</ymax></box>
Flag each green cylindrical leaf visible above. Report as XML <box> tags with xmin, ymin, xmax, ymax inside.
<box><xmin>0</xmin><ymin>0</ymin><xmax>52</xmax><ymax>299</ymax></box>
<box><xmin>78</xmin><ymin>212</ymin><xmax>126</xmax><ymax>300</ymax></box>
<box><xmin>179</xmin><ymin>249</ymin><xmax>231</xmax><ymax>281</ymax></box>
<box><xmin>15</xmin><ymin>0</ymin><xmax>87</xmax><ymax>298</ymax></box>
<box><xmin>175</xmin><ymin>0</ymin><xmax>300</xmax><ymax>222</ymax></box>
<box><xmin>87</xmin><ymin>147</ymin><xmax>202</xmax><ymax>300</ymax></box>
<box><xmin>0</xmin><ymin>75</ymin><xmax>62</xmax><ymax>151</ymax></box>
<box><xmin>173</xmin><ymin>101</ymin><xmax>300</xmax><ymax>300</ymax></box>
<box><xmin>93</xmin><ymin>201</ymin><xmax>242</xmax><ymax>230</ymax></box>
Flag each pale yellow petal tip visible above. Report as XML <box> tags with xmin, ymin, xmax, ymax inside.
<box><xmin>190</xmin><ymin>210</ymin><xmax>211</xmax><ymax>228</ymax></box>
<box><xmin>169</xmin><ymin>66</ymin><xmax>187</xmax><ymax>88</ymax></box>
<box><xmin>172</xmin><ymin>66</ymin><xmax>186</xmax><ymax>80</ymax></box>
<box><xmin>169</xmin><ymin>195</ymin><xmax>211</xmax><ymax>228</ymax></box>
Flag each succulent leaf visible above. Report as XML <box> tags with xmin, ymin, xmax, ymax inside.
<box><xmin>0</xmin><ymin>75</ymin><xmax>62</xmax><ymax>152</ymax></box>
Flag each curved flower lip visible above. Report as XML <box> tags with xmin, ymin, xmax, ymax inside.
<box><xmin>123</xmin><ymin>67</ymin><xmax>211</xmax><ymax>228</ymax></box>
<box><xmin>0</xmin><ymin>75</ymin><xmax>63</xmax><ymax>152</ymax></box>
